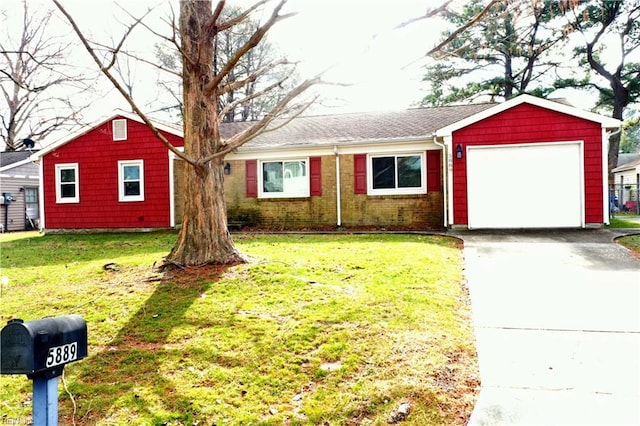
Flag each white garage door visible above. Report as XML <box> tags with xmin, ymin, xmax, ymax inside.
<box><xmin>466</xmin><ymin>142</ymin><xmax>583</xmax><ymax>229</ymax></box>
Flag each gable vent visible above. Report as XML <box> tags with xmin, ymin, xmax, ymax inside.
<box><xmin>112</xmin><ymin>119</ymin><xmax>127</xmax><ymax>141</ymax></box>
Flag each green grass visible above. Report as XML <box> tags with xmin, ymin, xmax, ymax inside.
<box><xmin>609</xmin><ymin>217</ymin><xmax>640</xmax><ymax>228</ymax></box>
<box><xmin>0</xmin><ymin>232</ymin><xmax>478</xmax><ymax>425</ymax></box>
<box><xmin>617</xmin><ymin>234</ymin><xmax>640</xmax><ymax>255</ymax></box>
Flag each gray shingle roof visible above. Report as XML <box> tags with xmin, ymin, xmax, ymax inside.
<box><xmin>0</xmin><ymin>150</ymin><xmax>35</xmax><ymax>168</ymax></box>
<box><xmin>220</xmin><ymin>103</ymin><xmax>496</xmax><ymax>150</ymax></box>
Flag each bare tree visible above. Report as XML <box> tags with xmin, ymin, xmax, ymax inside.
<box><xmin>53</xmin><ymin>0</ymin><xmax>321</xmax><ymax>267</ymax></box>
<box><xmin>154</xmin><ymin>5</ymin><xmax>298</xmax><ymax>123</ymax></box>
<box><xmin>0</xmin><ymin>1</ymin><xmax>92</xmax><ymax>150</ymax></box>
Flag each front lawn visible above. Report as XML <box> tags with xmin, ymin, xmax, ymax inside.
<box><xmin>0</xmin><ymin>232</ymin><xmax>478</xmax><ymax>425</ymax></box>
<box><xmin>617</xmin><ymin>234</ymin><xmax>640</xmax><ymax>256</ymax></box>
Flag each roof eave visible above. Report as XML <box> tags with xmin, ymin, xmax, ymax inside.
<box><xmin>34</xmin><ymin>110</ymin><xmax>183</xmax><ymax>159</ymax></box>
<box><xmin>434</xmin><ymin>94</ymin><xmax>622</xmax><ymax>140</ymax></box>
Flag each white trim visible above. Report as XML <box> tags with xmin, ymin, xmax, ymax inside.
<box><xmin>38</xmin><ymin>158</ymin><xmax>45</xmax><ymax>230</ymax></box>
<box><xmin>334</xmin><ymin>145</ymin><xmax>342</xmax><ymax>227</ymax></box>
<box><xmin>258</xmin><ymin>157</ymin><xmax>310</xmax><ymax>198</ymax></box>
<box><xmin>55</xmin><ymin>163</ymin><xmax>79</xmax><ymax>203</ymax></box>
<box><xmin>112</xmin><ymin>119</ymin><xmax>128</xmax><ymax>141</ymax></box>
<box><xmin>168</xmin><ymin>151</ymin><xmax>175</xmax><ymax>227</ymax></box>
<box><xmin>34</xmin><ymin>110</ymin><xmax>183</xmax><ymax>159</ymax></box>
<box><xmin>367</xmin><ymin>151</ymin><xmax>427</xmax><ymax>196</ymax></box>
<box><xmin>118</xmin><ymin>160</ymin><xmax>145</xmax><ymax>202</ymax></box>
<box><xmin>436</xmin><ymin>94</ymin><xmax>621</xmax><ymax>139</ymax></box>
<box><xmin>226</xmin><ymin>139</ymin><xmax>440</xmax><ymax>160</ymax></box>
<box><xmin>433</xmin><ymin>138</ymin><xmax>448</xmax><ymax>228</ymax></box>
<box><xmin>603</xmin><ymin>129</ymin><xmax>611</xmax><ymax>225</ymax></box>
<box><xmin>0</xmin><ymin>173</ymin><xmax>38</xmax><ymax>180</ymax></box>
<box><xmin>442</xmin><ymin>136</ymin><xmax>454</xmax><ymax>226</ymax></box>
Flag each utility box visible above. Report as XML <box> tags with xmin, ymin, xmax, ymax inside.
<box><xmin>1</xmin><ymin>192</ymin><xmax>12</xmax><ymax>205</ymax></box>
<box><xmin>0</xmin><ymin>315</ymin><xmax>88</xmax><ymax>378</ymax></box>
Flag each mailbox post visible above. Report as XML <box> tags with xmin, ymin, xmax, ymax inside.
<box><xmin>0</xmin><ymin>315</ymin><xmax>88</xmax><ymax>425</ymax></box>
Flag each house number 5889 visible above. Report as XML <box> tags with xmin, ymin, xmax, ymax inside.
<box><xmin>46</xmin><ymin>342</ymin><xmax>78</xmax><ymax>368</ymax></box>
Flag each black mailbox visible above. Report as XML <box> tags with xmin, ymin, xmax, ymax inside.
<box><xmin>0</xmin><ymin>315</ymin><xmax>87</xmax><ymax>378</ymax></box>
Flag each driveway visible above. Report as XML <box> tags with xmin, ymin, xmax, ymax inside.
<box><xmin>454</xmin><ymin>229</ymin><xmax>640</xmax><ymax>425</ymax></box>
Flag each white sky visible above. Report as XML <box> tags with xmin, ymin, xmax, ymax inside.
<box><xmin>8</xmin><ymin>0</ymin><xmax>444</xmax><ymax>124</ymax></box>
<box><xmin>4</xmin><ymin>0</ymin><xmax>634</xmax><ymax>145</ymax></box>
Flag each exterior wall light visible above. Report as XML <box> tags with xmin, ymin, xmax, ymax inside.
<box><xmin>455</xmin><ymin>144</ymin><xmax>463</xmax><ymax>159</ymax></box>
<box><xmin>224</xmin><ymin>163</ymin><xmax>231</xmax><ymax>175</ymax></box>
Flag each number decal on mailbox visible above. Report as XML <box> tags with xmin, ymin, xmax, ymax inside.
<box><xmin>46</xmin><ymin>342</ymin><xmax>78</xmax><ymax>368</ymax></box>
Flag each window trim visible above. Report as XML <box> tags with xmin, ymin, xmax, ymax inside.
<box><xmin>112</xmin><ymin>119</ymin><xmax>127</xmax><ymax>141</ymax></box>
<box><xmin>55</xmin><ymin>163</ymin><xmax>79</xmax><ymax>203</ymax></box>
<box><xmin>367</xmin><ymin>152</ymin><xmax>426</xmax><ymax>196</ymax></box>
<box><xmin>118</xmin><ymin>160</ymin><xmax>145</xmax><ymax>202</ymax></box>
<box><xmin>258</xmin><ymin>158</ymin><xmax>310</xmax><ymax>198</ymax></box>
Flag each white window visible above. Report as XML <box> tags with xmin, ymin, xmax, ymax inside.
<box><xmin>55</xmin><ymin>163</ymin><xmax>79</xmax><ymax>203</ymax></box>
<box><xmin>369</xmin><ymin>153</ymin><xmax>426</xmax><ymax>196</ymax></box>
<box><xmin>118</xmin><ymin>160</ymin><xmax>144</xmax><ymax>202</ymax></box>
<box><xmin>259</xmin><ymin>159</ymin><xmax>309</xmax><ymax>198</ymax></box>
<box><xmin>112</xmin><ymin>119</ymin><xmax>127</xmax><ymax>141</ymax></box>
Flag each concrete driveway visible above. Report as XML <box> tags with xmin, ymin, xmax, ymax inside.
<box><xmin>454</xmin><ymin>229</ymin><xmax>640</xmax><ymax>425</ymax></box>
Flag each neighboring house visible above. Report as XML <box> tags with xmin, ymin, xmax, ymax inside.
<box><xmin>612</xmin><ymin>154</ymin><xmax>640</xmax><ymax>213</ymax></box>
<box><xmin>34</xmin><ymin>112</ymin><xmax>184</xmax><ymax>231</ymax></box>
<box><xmin>35</xmin><ymin>94</ymin><xmax>620</xmax><ymax>232</ymax></box>
<box><xmin>0</xmin><ymin>150</ymin><xmax>40</xmax><ymax>232</ymax></box>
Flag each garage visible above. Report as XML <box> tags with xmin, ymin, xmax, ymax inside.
<box><xmin>466</xmin><ymin>142</ymin><xmax>583</xmax><ymax>229</ymax></box>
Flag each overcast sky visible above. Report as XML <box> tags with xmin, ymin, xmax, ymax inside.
<box><xmin>15</xmin><ymin>0</ymin><xmax>444</xmax><ymax>121</ymax></box>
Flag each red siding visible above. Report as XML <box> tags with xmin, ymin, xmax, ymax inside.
<box><xmin>309</xmin><ymin>156</ymin><xmax>322</xmax><ymax>196</ymax></box>
<box><xmin>451</xmin><ymin>103</ymin><xmax>603</xmax><ymax>225</ymax></box>
<box><xmin>42</xmin><ymin>118</ymin><xmax>184</xmax><ymax>229</ymax></box>
<box><xmin>354</xmin><ymin>154</ymin><xmax>367</xmax><ymax>194</ymax></box>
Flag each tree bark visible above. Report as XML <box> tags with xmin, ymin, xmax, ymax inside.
<box><xmin>166</xmin><ymin>0</ymin><xmax>243</xmax><ymax>266</ymax></box>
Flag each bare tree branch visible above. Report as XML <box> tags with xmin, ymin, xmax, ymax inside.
<box><xmin>426</xmin><ymin>0</ymin><xmax>502</xmax><ymax>58</ymax></box>
<box><xmin>52</xmin><ymin>0</ymin><xmax>192</xmax><ymax>164</ymax></box>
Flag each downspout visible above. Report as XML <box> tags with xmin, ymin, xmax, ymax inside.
<box><xmin>334</xmin><ymin>145</ymin><xmax>342</xmax><ymax>227</ymax></box>
<box><xmin>37</xmin><ymin>156</ymin><xmax>45</xmax><ymax>231</ymax></box>
<box><xmin>603</xmin><ymin>127</ymin><xmax>622</xmax><ymax>225</ymax></box>
<box><xmin>433</xmin><ymin>135</ymin><xmax>448</xmax><ymax>229</ymax></box>
<box><xmin>168</xmin><ymin>150</ymin><xmax>175</xmax><ymax>228</ymax></box>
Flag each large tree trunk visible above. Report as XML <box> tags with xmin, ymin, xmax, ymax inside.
<box><xmin>608</xmin><ymin>88</ymin><xmax>628</xmax><ymax>183</ymax></box>
<box><xmin>166</xmin><ymin>0</ymin><xmax>244</xmax><ymax>267</ymax></box>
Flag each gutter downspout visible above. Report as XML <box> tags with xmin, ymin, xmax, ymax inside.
<box><xmin>604</xmin><ymin>126</ymin><xmax>623</xmax><ymax>225</ymax></box>
<box><xmin>433</xmin><ymin>135</ymin><xmax>448</xmax><ymax>229</ymax></box>
<box><xmin>334</xmin><ymin>145</ymin><xmax>342</xmax><ymax>227</ymax></box>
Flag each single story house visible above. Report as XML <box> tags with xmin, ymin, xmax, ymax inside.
<box><xmin>35</xmin><ymin>94</ymin><xmax>620</xmax><ymax>232</ymax></box>
<box><xmin>0</xmin><ymin>150</ymin><xmax>40</xmax><ymax>232</ymax></box>
<box><xmin>612</xmin><ymin>154</ymin><xmax>640</xmax><ymax>213</ymax></box>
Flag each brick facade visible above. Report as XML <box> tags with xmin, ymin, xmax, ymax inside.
<box><xmin>175</xmin><ymin>153</ymin><xmax>444</xmax><ymax>230</ymax></box>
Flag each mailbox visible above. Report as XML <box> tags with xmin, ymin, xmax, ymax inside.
<box><xmin>1</xmin><ymin>315</ymin><xmax>87</xmax><ymax>378</ymax></box>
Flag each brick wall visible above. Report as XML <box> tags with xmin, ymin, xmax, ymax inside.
<box><xmin>175</xmin><ymin>154</ymin><xmax>444</xmax><ymax>230</ymax></box>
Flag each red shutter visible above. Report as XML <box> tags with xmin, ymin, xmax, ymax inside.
<box><xmin>426</xmin><ymin>150</ymin><xmax>441</xmax><ymax>192</ymax></box>
<box><xmin>354</xmin><ymin>154</ymin><xmax>367</xmax><ymax>194</ymax></box>
<box><xmin>246</xmin><ymin>159</ymin><xmax>257</xmax><ymax>198</ymax></box>
<box><xmin>310</xmin><ymin>157</ymin><xmax>322</xmax><ymax>196</ymax></box>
